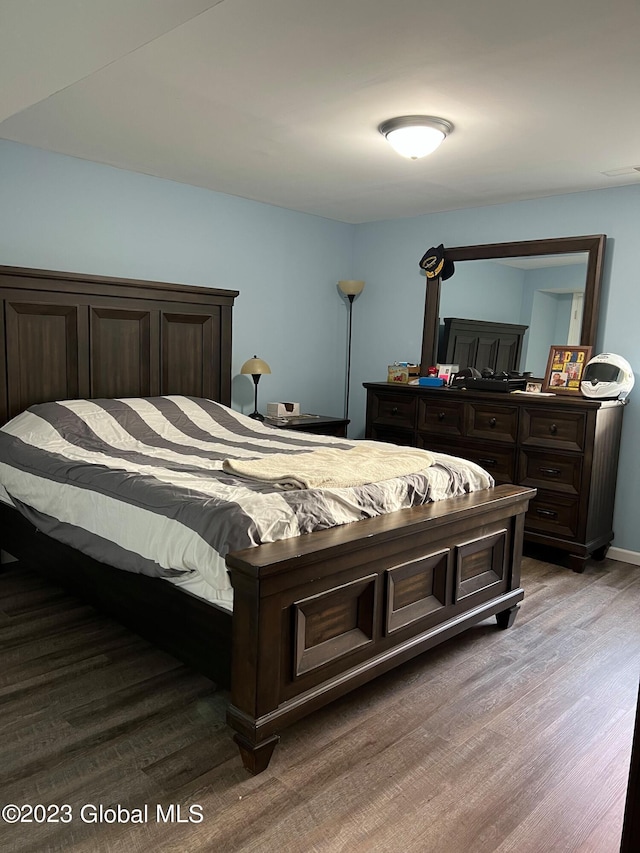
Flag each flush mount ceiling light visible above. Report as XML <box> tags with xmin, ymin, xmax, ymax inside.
<box><xmin>378</xmin><ymin>116</ymin><xmax>454</xmax><ymax>160</ymax></box>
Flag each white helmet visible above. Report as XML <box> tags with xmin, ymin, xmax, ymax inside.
<box><xmin>581</xmin><ymin>353</ymin><xmax>634</xmax><ymax>400</ymax></box>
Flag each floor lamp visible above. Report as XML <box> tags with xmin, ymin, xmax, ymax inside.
<box><xmin>337</xmin><ymin>280</ymin><xmax>365</xmax><ymax>422</ymax></box>
<box><xmin>241</xmin><ymin>356</ymin><xmax>271</xmax><ymax>420</ymax></box>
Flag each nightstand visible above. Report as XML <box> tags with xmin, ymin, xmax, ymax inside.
<box><xmin>265</xmin><ymin>415</ymin><xmax>349</xmax><ymax>438</ymax></box>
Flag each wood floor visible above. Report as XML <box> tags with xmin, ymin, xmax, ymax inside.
<box><xmin>0</xmin><ymin>553</ymin><xmax>638</xmax><ymax>853</ymax></box>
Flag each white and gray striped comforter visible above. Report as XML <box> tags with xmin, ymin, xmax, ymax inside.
<box><xmin>0</xmin><ymin>396</ymin><xmax>494</xmax><ymax>611</ymax></box>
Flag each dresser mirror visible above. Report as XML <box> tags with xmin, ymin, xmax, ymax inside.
<box><xmin>420</xmin><ymin>235</ymin><xmax>606</xmax><ymax>378</ymax></box>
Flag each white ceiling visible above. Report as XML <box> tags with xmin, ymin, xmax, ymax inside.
<box><xmin>2</xmin><ymin>0</ymin><xmax>640</xmax><ymax>224</ymax></box>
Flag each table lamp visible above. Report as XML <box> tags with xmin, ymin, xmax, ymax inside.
<box><xmin>241</xmin><ymin>356</ymin><xmax>271</xmax><ymax>420</ymax></box>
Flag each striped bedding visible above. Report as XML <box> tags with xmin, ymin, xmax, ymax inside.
<box><xmin>0</xmin><ymin>396</ymin><xmax>494</xmax><ymax>611</ymax></box>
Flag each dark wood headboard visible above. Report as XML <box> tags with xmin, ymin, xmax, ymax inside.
<box><xmin>0</xmin><ymin>265</ymin><xmax>238</xmax><ymax>425</ymax></box>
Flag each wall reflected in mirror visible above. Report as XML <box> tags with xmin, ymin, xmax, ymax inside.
<box><xmin>438</xmin><ymin>252</ymin><xmax>589</xmax><ymax>377</ymax></box>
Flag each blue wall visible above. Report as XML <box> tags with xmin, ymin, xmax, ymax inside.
<box><xmin>0</xmin><ymin>140</ymin><xmax>638</xmax><ymax>553</ymax></box>
<box><xmin>0</xmin><ymin>140</ymin><xmax>355</xmax><ymax>419</ymax></box>
<box><xmin>439</xmin><ymin>260</ymin><xmax>525</xmax><ymax>326</ymax></box>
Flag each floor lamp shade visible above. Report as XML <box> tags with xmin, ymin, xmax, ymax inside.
<box><xmin>241</xmin><ymin>355</ymin><xmax>271</xmax><ymax>420</ymax></box>
<box><xmin>338</xmin><ymin>280</ymin><xmax>365</xmax><ymax>298</ymax></box>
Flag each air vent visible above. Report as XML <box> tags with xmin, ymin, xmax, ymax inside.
<box><xmin>601</xmin><ymin>166</ymin><xmax>640</xmax><ymax>176</ymax></box>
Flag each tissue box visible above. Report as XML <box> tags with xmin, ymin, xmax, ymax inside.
<box><xmin>267</xmin><ymin>402</ymin><xmax>300</xmax><ymax>418</ymax></box>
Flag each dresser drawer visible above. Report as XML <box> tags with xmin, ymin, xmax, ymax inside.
<box><xmin>368</xmin><ymin>391</ymin><xmax>417</xmax><ymax>431</ymax></box>
<box><xmin>526</xmin><ymin>492</ymin><xmax>580</xmax><ymax>539</ymax></box>
<box><xmin>519</xmin><ymin>407</ymin><xmax>587</xmax><ymax>452</ymax></box>
<box><xmin>518</xmin><ymin>450</ymin><xmax>582</xmax><ymax>495</ymax></box>
<box><xmin>417</xmin><ymin>399</ymin><xmax>465</xmax><ymax>437</ymax></box>
<box><xmin>466</xmin><ymin>402</ymin><xmax>518</xmax><ymax>443</ymax></box>
<box><xmin>420</xmin><ymin>437</ymin><xmax>515</xmax><ymax>485</ymax></box>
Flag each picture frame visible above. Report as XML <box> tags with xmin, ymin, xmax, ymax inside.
<box><xmin>525</xmin><ymin>380</ymin><xmax>543</xmax><ymax>393</ymax></box>
<box><xmin>543</xmin><ymin>345</ymin><xmax>592</xmax><ymax>394</ymax></box>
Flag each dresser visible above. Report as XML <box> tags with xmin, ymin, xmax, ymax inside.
<box><xmin>364</xmin><ymin>382</ymin><xmax>625</xmax><ymax>572</ymax></box>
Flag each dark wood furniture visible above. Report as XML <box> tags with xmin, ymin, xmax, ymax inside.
<box><xmin>0</xmin><ymin>265</ymin><xmax>535</xmax><ymax>774</ymax></box>
<box><xmin>265</xmin><ymin>414</ymin><xmax>349</xmax><ymax>437</ymax></box>
<box><xmin>0</xmin><ymin>265</ymin><xmax>236</xmax><ymax>421</ymax></box>
<box><xmin>439</xmin><ymin>317</ymin><xmax>528</xmax><ymax>373</ymax></box>
<box><xmin>365</xmin><ymin>382</ymin><xmax>625</xmax><ymax>573</ymax></box>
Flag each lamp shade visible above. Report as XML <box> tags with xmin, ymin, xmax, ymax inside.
<box><xmin>241</xmin><ymin>356</ymin><xmax>271</xmax><ymax>375</ymax></box>
<box><xmin>379</xmin><ymin>116</ymin><xmax>453</xmax><ymax>160</ymax></box>
<box><xmin>338</xmin><ymin>280</ymin><xmax>365</xmax><ymax>297</ymax></box>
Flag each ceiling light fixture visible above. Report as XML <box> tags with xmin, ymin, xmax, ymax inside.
<box><xmin>379</xmin><ymin>116</ymin><xmax>454</xmax><ymax>160</ymax></box>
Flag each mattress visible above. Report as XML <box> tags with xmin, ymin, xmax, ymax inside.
<box><xmin>0</xmin><ymin>396</ymin><xmax>493</xmax><ymax>610</ymax></box>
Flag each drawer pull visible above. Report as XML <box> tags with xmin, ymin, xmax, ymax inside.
<box><xmin>478</xmin><ymin>457</ymin><xmax>497</xmax><ymax>467</ymax></box>
<box><xmin>539</xmin><ymin>467</ymin><xmax>561</xmax><ymax>476</ymax></box>
<box><xmin>489</xmin><ymin>417</ymin><xmax>497</xmax><ymax>428</ymax></box>
<box><xmin>536</xmin><ymin>508</ymin><xmax>558</xmax><ymax>519</ymax></box>
<box><xmin>391</xmin><ymin>407</ymin><xmax>399</xmax><ymax>415</ymax></box>
<box><xmin>438</xmin><ymin>411</ymin><xmax>446</xmax><ymax>421</ymax></box>
<box><xmin>549</xmin><ymin>423</ymin><xmax>558</xmax><ymax>435</ymax></box>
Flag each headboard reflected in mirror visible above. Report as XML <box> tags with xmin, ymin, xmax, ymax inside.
<box><xmin>419</xmin><ymin>235</ymin><xmax>606</xmax><ymax>378</ymax></box>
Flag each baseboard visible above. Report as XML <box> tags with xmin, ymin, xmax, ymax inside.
<box><xmin>608</xmin><ymin>547</ymin><xmax>640</xmax><ymax>566</ymax></box>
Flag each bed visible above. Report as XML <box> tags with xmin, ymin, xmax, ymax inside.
<box><xmin>0</xmin><ymin>264</ymin><xmax>535</xmax><ymax>773</ymax></box>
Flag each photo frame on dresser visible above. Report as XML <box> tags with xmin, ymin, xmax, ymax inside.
<box><xmin>543</xmin><ymin>345</ymin><xmax>592</xmax><ymax>394</ymax></box>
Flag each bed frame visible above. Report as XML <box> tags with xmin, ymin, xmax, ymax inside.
<box><xmin>0</xmin><ymin>265</ymin><xmax>535</xmax><ymax>773</ymax></box>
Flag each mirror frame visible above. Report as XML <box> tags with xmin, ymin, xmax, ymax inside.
<box><xmin>420</xmin><ymin>234</ymin><xmax>606</xmax><ymax>372</ymax></box>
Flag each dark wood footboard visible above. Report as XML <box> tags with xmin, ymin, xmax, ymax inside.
<box><xmin>226</xmin><ymin>483</ymin><xmax>535</xmax><ymax>772</ymax></box>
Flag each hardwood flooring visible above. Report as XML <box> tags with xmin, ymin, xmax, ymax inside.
<box><xmin>0</xmin><ymin>554</ymin><xmax>638</xmax><ymax>852</ymax></box>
